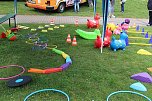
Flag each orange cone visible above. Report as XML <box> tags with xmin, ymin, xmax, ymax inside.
<box><xmin>50</xmin><ymin>18</ymin><xmax>55</xmax><ymax>24</ymax></box>
<box><xmin>66</xmin><ymin>34</ymin><xmax>71</xmax><ymax>43</ymax></box>
<box><xmin>75</xmin><ymin>19</ymin><xmax>79</xmax><ymax>26</ymax></box>
<box><xmin>72</xmin><ymin>36</ymin><xmax>77</xmax><ymax>46</ymax></box>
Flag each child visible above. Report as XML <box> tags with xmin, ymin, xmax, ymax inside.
<box><xmin>147</xmin><ymin>0</ymin><xmax>152</xmax><ymax>26</ymax></box>
<box><xmin>74</xmin><ymin>0</ymin><xmax>80</xmax><ymax>12</ymax></box>
<box><xmin>120</xmin><ymin>0</ymin><xmax>126</xmax><ymax>13</ymax></box>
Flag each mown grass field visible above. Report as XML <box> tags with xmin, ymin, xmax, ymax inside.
<box><xmin>0</xmin><ymin>0</ymin><xmax>149</xmax><ymax>18</ymax></box>
<box><xmin>0</xmin><ymin>24</ymin><xmax>152</xmax><ymax>101</ymax></box>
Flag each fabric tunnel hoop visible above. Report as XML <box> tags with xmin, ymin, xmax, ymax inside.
<box><xmin>0</xmin><ymin>65</ymin><xmax>26</xmax><ymax>80</ymax></box>
<box><xmin>23</xmin><ymin>89</ymin><xmax>70</xmax><ymax>101</ymax></box>
<box><xmin>106</xmin><ymin>91</ymin><xmax>152</xmax><ymax>101</ymax></box>
<box><xmin>28</xmin><ymin>48</ymin><xmax>72</xmax><ymax>74</ymax></box>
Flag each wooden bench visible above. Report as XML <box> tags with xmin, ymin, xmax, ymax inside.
<box><xmin>0</xmin><ymin>13</ymin><xmax>16</xmax><ymax>27</ymax></box>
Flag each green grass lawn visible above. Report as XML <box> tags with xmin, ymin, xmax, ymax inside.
<box><xmin>0</xmin><ymin>24</ymin><xmax>152</xmax><ymax>101</ymax></box>
<box><xmin>0</xmin><ymin>0</ymin><xmax>149</xmax><ymax>18</ymax></box>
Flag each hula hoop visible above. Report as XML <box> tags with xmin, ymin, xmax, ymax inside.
<box><xmin>24</xmin><ymin>89</ymin><xmax>70</xmax><ymax>101</ymax></box>
<box><xmin>46</xmin><ymin>45</ymin><xmax>57</xmax><ymax>49</ymax></box>
<box><xmin>0</xmin><ymin>65</ymin><xmax>25</xmax><ymax>80</ymax></box>
<box><xmin>107</xmin><ymin>91</ymin><xmax>152</xmax><ymax>101</ymax></box>
<box><xmin>26</xmin><ymin>41</ymin><xmax>57</xmax><ymax>49</ymax></box>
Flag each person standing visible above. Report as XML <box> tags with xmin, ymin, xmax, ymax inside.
<box><xmin>88</xmin><ymin>0</ymin><xmax>93</xmax><ymax>7</ymax></box>
<box><xmin>110</xmin><ymin>0</ymin><xmax>115</xmax><ymax>18</ymax></box>
<box><xmin>74</xmin><ymin>0</ymin><xmax>80</xmax><ymax>12</ymax></box>
<box><xmin>147</xmin><ymin>0</ymin><xmax>152</xmax><ymax>26</ymax></box>
<box><xmin>108</xmin><ymin>0</ymin><xmax>112</xmax><ymax>18</ymax></box>
<box><xmin>120</xmin><ymin>0</ymin><xmax>126</xmax><ymax>13</ymax></box>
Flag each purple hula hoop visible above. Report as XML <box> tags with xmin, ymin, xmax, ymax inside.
<box><xmin>0</xmin><ymin>65</ymin><xmax>25</xmax><ymax>80</ymax></box>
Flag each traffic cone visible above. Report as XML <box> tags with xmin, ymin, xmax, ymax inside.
<box><xmin>50</xmin><ymin>18</ymin><xmax>55</xmax><ymax>25</ymax></box>
<box><xmin>132</xmin><ymin>23</ymin><xmax>136</xmax><ymax>28</ymax></box>
<box><xmin>72</xmin><ymin>36</ymin><xmax>77</xmax><ymax>46</ymax></box>
<box><xmin>75</xmin><ymin>19</ymin><xmax>79</xmax><ymax>26</ymax></box>
<box><xmin>66</xmin><ymin>34</ymin><xmax>71</xmax><ymax>43</ymax></box>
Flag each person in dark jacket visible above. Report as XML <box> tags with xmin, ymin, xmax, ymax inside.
<box><xmin>74</xmin><ymin>0</ymin><xmax>80</xmax><ymax>12</ymax></box>
<box><xmin>147</xmin><ymin>0</ymin><xmax>152</xmax><ymax>26</ymax></box>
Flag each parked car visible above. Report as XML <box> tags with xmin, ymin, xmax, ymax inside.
<box><xmin>25</xmin><ymin>0</ymin><xmax>88</xmax><ymax>13</ymax></box>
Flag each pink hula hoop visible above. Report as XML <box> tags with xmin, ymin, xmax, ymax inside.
<box><xmin>0</xmin><ymin>65</ymin><xmax>25</xmax><ymax>80</ymax></box>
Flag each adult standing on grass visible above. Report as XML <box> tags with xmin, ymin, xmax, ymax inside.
<box><xmin>110</xmin><ymin>0</ymin><xmax>115</xmax><ymax>18</ymax></box>
<box><xmin>74</xmin><ymin>0</ymin><xmax>80</xmax><ymax>12</ymax></box>
<box><xmin>120</xmin><ymin>0</ymin><xmax>126</xmax><ymax>13</ymax></box>
<box><xmin>147</xmin><ymin>0</ymin><xmax>152</xmax><ymax>26</ymax></box>
<box><xmin>88</xmin><ymin>0</ymin><xmax>93</xmax><ymax>7</ymax></box>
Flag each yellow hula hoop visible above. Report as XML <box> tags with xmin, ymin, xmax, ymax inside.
<box><xmin>127</xmin><ymin>31</ymin><xmax>147</xmax><ymax>34</ymax></box>
<box><xmin>129</xmin><ymin>37</ymin><xmax>150</xmax><ymax>40</ymax></box>
<box><xmin>25</xmin><ymin>40</ymin><xmax>34</xmax><ymax>45</ymax></box>
<box><xmin>129</xmin><ymin>43</ymin><xmax>152</xmax><ymax>46</ymax></box>
<box><xmin>46</xmin><ymin>45</ymin><xmax>57</xmax><ymax>50</ymax></box>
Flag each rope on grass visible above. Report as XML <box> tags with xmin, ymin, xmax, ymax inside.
<box><xmin>23</xmin><ymin>89</ymin><xmax>70</xmax><ymax>101</ymax></box>
<box><xmin>0</xmin><ymin>65</ymin><xmax>25</xmax><ymax>80</ymax></box>
<box><xmin>106</xmin><ymin>91</ymin><xmax>152</xmax><ymax>101</ymax></box>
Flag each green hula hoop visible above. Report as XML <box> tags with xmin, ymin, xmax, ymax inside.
<box><xmin>24</xmin><ymin>89</ymin><xmax>70</xmax><ymax>101</ymax></box>
<box><xmin>107</xmin><ymin>91</ymin><xmax>151</xmax><ymax>101</ymax></box>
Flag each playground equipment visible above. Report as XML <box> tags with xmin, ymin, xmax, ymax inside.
<box><xmin>110</xmin><ymin>31</ymin><xmax>128</xmax><ymax>51</ymax></box>
<box><xmin>66</xmin><ymin>34</ymin><xmax>71</xmax><ymax>43</ymax></box>
<box><xmin>131</xmin><ymin>72</ymin><xmax>152</xmax><ymax>83</ymax></box>
<box><xmin>147</xmin><ymin>68</ymin><xmax>152</xmax><ymax>72</ymax></box>
<box><xmin>94</xmin><ymin>28</ymin><xmax>112</xmax><ymax>48</ymax></box>
<box><xmin>0</xmin><ymin>0</ymin><xmax>17</xmax><ymax>27</ymax></box>
<box><xmin>25</xmin><ymin>0</ymin><xmax>87</xmax><ymax>13</ymax></box>
<box><xmin>103</xmin><ymin>28</ymin><xmax>112</xmax><ymax>47</ymax></box>
<box><xmin>130</xmin><ymin>82</ymin><xmax>147</xmax><ymax>92</ymax></box>
<box><xmin>94</xmin><ymin>35</ymin><xmax>102</xmax><ymax>48</ymax></box>
<box><xmin>124</xmin><ymin>19</ymin><xmax>130</xmax><ymax>24</ymax></box>
<box><xmin>87</xmin><ymin>13</ymin><xmax>100</xmax><ymax>28</ymax></box>
<box><xmin>24</xmin><ymin>89</ymin><xmax>70</xmax><ymax>101</ymax></box>
<box><xmin>121</xmin><ymin>23</ymin><xmax>129</xmax><ymax>30</ymax></box>
<box><xmin>7</xmin><ymin>76</ymin><xmax>32</xmax><ymax>88</ymax></box>
<box><xmin>129</xmin><ymin>43</ymin><xmax>152</xmax><ymax>46</ymax></box>
<box><xmin>106</xmin><ymin>91</ymin><xmax>151</xmax><ymax>101</ymax></box>
<box><xmin>137</xmin><ymin>49</ymin><xmax>152</xmax><ymax>55</ymax></box>
<box><xmin>106</xmin><ymin>23</ymin><xmax>116</xmax><ymax>31</ymax></box>
<box><xmin>75</xmin><ymin>29</ymin><xmax>101</xmax><ymax>39</ymax></box>
<box><xmin>0</xmin><ymin>65</ymin><xmax>25</xmax><ymax>80</ymax></box>
<box><xmin>0</xmin><ymin>25</ymin><xmax>17</xmax><ymax>41</ymax></box>
<box><xmin>28</xmin><ymin>48</ymin><xmax>72</xmax><ymax>74</ymax></box>
<box><xmin>75</xmin><ymin>19</ymin><xmax>79</xmax><ymax>26</ymax></box>
<box><xmin>72</xmin><ymin>36</ymin><xmax>77</xmax><ymax>46</ymax></box>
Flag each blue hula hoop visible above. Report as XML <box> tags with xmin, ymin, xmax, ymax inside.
<box><xmin>107</xmin><ymin>91</ymin><xmax>151</xmax><ymax>101</ymax></box>
<box><xmin>24</xmin><ymin>89</ymin><xmax>70</xmax><ymax>101</ymax></box>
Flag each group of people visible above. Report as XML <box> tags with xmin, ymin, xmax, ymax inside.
<box><xmin>108</xmin><ymin>0</ymin><xmax>126</xmax><ymax>18</ymax></box>
<box><xmin>73</xmin><ymin>0</ymin><xmax>93</xmax><ymax>12</ymax></box>
<box><xmin>73</xmin><ymin>0</ymin><xmax>152</xmax><ymax>27</ymax></box>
